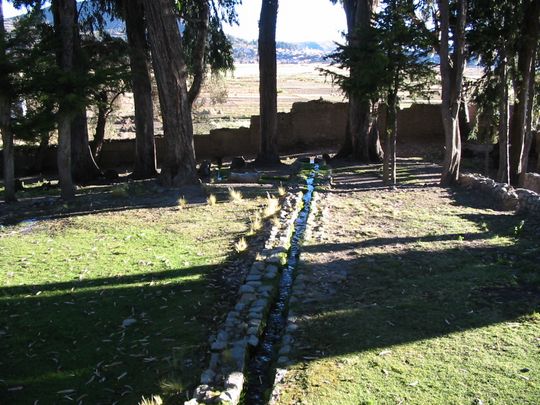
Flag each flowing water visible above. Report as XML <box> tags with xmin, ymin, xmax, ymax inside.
<box><xmin>243</xmin><ymin>163</ymin><xmax>319</xmax><ymax>404</ymax></box>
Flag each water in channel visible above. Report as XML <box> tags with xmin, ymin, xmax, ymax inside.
<box><xmin>243</xmin><ymin>163</ymin><xmax>319</xmax><ymax>404</ymax></box>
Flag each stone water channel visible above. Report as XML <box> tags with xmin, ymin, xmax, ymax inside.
<box><xmin>186</xmin><ymin>161</ymin><xmax>319</xmax><ymax>404</ymax></box>
<box><xmin>243</xmin><ymin>164</ymin><xmax>319</xmax><ymax>404</ymax></box>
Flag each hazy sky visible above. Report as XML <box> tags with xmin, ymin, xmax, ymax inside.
<box><xmin>2</xmin><ymin>0</ymin><xmax>347</xmax><ymax>43</ymax></box>
<box><xmin>224</xmin><ymin>0</ymin><xmax>346</xmax><ymax>42</ymax></box>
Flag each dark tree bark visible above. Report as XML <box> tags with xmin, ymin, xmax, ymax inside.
<box><xmin>383</xmin><ymin>86</ymin><xmax>398</xmax><ymax>186</ymax></box>
<box><xmin>71</xmin><ymin>111</ymin><xmax>101</xmax><ymax>182</ymax></box>
<box><xmin>256</xmin><ymin>0</ymin><xmax>280</xmax><ymax>164</ymax></box>
<box><xmin>438</xmin><ymin>0</ymin><xmax>467</xmax><ymax>186</ymax></box>
<box><xmin>497</xmin><ymin>54</ymin><xmax>510</xmax><ymax>184</ymax></box>
<box><xmin>187</xmin><ymin>0</ymin><xmax>210</xmax><ymax>105</ymax></box>
<box><xmin>52</xmin><ymin>0</ymin><xmax>76</xmax><ymax>200</ymax></box>
<box><xmin>510</xmin><ymin>0</ymin><xmax>539</xmax><ymax>186</ymax></box>
<box><xmin>124</xmin><ymin>0</ymin><xmax>157</xmax><ymax>179</ymax></box>
<box><xmin>142</xmin><ymin>0</ymin><xmax>197</xmax><ymax>186</ymax></box>
<box><xmin>0</xmin><ymin>1</ymin><xmax>15</xmax><ymax>202</ymax></box>
<box><xmin>336</xmin><ymin>0</ymin><xmax>382</xmax><ymax>162</ymax></box>
<box><xmin>91</xmin><ymin>91</ymin><xmax>108</xmax><ymax>160</ymax></box>
<box><xmin>33</xmin><ymin>133</ymin><xmax>51</xmax><ymax>173</ymax></box>
<box><xmin>67</xmin><ymin>1</ymin><xmax>101</xmax><ymax>183</ymax></box>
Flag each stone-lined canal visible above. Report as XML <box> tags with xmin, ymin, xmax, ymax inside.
<box><xmin>243</xmin><ymin>164</ymin><xmax>319</xmax><ymax>404</ymax></box>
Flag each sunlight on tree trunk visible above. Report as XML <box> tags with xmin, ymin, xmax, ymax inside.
<box><xmin>257</xmin><ymin>0</ymin><xmax>280</xmax><ymax>164</ymax></box>
<box><xmin>52</xmin><ymin>0</ymin><xmax>76</xmax><ymax>200</ymax></box>
<box><xmin>438</xmin><ymin>0</ymin><xmax>467</xmax><ymax>186</ymax></box>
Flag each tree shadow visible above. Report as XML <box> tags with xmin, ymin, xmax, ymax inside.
<box><xmin>286</xmin><ymin>186</ymin><xmax>540</xmax><ymax>378</ymax></box>
<box><xmin>0</xmin><ymin>262</ymin><xmax>244</xmax><ymax>404</ymax></box>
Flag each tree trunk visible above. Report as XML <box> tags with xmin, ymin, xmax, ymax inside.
<box><xmin>383</xmin><ymin>94</ymin><xmax>398</xmax><ymax>186</ymax></box>
<box><xmin>142</xmin><ymin>0</ymin><xmax>197</xmax><ymax>186</ymax></box>
<box><xmin>336</xmin><ymin>0</ymin><xmax>382</xmax><ymax>162</ymax></box>
<box><xmin>438</xmin><ymin>0</ymin><xmax>467</xmax><ymax>186</ymax></box>
<box><xmin>33</xmin><ymin>133</ymin><xmax>51</xmax><ymax>173</ymax></box>
<box><xmin>0</xmin><ymin>2</ymin><xmax>15</xmax><ymax>202</ymax></box>
<box><xmin>91</xmin><ymin>91</ymin><xmax>107</xmax><ymax>160</ymax></box>
<box><xmin>257</xmin><ymin>0</ymin><xmax>280</xmax><ymax>164</ymax></box>
<box><xmin>124</xmin><ymin>0</ymin><xmax>157</xmax><ymax>179</ymax></box>
<box><xmin>497</xmin><ymin>55</ymin><xmax>510</xmax><ymax>184</ymax></box>
<box><xmin>509</xmin><ymin>0</ymin><xmax>539</xmax><ymax>186</ymax></box>
<box><xmin>0</xmin><ymin>100</ymin><xmax>16</xmax><ymax>202</ymax></box>
<box><xmin>52</xmin><ymin>0</ymin><xmax>76</xmax><ymax>200</ymax></box>
<box><xmin>519</xmin><ymin>49</ymin><xmax>538</xmax><ymax>186</ymax></box>
<box><xmin>71</xmin><ymin>111</ymin><xmax>101</xmax><ymax>182</ymax></box>
<box><xmin>187</xmin><ymin>0</ymin><xmax>210</xmax><ymax>105</ymax></box>
<box><xmin>69</xmin><ymin>0</ymin><xmax>101</xmax><ymax>183</ymax></box>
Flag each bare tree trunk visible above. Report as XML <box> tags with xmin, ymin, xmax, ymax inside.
<box><xmin>71</xmin><ymin>111</ymin><xmax>101</xmax><ymax>182</ymax></box>
<box><xmin>257</xmin><ymin>0</ymin><xmax>280</xmax><ymax>164</ymax></box>
<box><xmin>510</xmin><ymin>0</ymin><xmax>539</xmax><ymax>186</ymax></box>
<box><xmin>336</xmin><ymin>0</ymin><xmax>382</xmax><ymax>162</ymax></box>
<box><xmin>497</xmin><ymin>55</ymin><xmax>510</xmax><ymax>184</ymax></box>
<box><xmin>91</xmin><ymin>91</ymin><xmax>107</xmax><ymax>160</ymax></box>
<box><xmin>383</xmin><ymin>95</ymin><xmax>398</xmax><ymax>186</ymax></box>
<box><xmin>124</xmin><ymin>0</ymin><xmax>157</xmax><ymax>179</ymax></box>
<box><xmin>33</xmin><ymin>133</ymin><xmax>51</xmax><ymax>173</ymax></box>
<box><xmin>438</xmin><ymin>0</ymin><xmax>467</xmax><ymax>186</ymax></box>
<box><xmin>143</xmin><ymin>0</ymin><xmax>197</xmax><ymax>186</ymax></box>
<box><xmin>0</xmin><ymin>1</ymin><xmax>16</xmax><ymax>202</ymax></box>
<box><xmin>187</xmin><ymin>0</ymin><xmax>210</xmax><ymax>105</ymax></box>
<box><xmin>52</xmin><ymin>0</ymin><xmax>76</xmax><ymax>200</ymax></box>
<box><xmin>70</xmin><ymin>1</ymin><xmax>101</xmax><ymax>183</ymax></box>
<box><xmin>519</xmin><ymin>49</ymin><xmax>538</xmax><ymax>186</ymax></box>
<box><xmin>0</xmin><ymin>101</ymin><xmax>16</xmax><ymax>202</ymax></box>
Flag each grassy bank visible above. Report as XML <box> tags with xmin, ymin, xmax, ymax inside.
<box><xmin>277</xmin><ymin>167</ymin><xmax>540</xmax><ymax>404</ymax></box>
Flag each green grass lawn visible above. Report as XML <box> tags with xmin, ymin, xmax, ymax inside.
<box><xmin>276</xmin><ymin>171</ymin><xmax>540</xmax><ymax>404</ymax></box>
<box><xmin>0</xmin><ymin>190</ymin><xmax>269</xmax><ymax>404</ymax></box>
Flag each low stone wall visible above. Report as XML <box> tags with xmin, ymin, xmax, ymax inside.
<box><xmin>459</xmin><ymin>173</ymin><xmax>540</xmax><ymax>216</ymax></box>
<box><xmin>3</xmin><ymin>100</ymin><xmax>448</xmax><ymax>176</ymax></box>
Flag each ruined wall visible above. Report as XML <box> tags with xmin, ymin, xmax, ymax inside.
<box><xmin>4</xmin><ymin>100</ymin><xmax>446</xmax><ymax>174</ymax></box>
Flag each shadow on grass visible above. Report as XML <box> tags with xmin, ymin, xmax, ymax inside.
<box><xmin>283</xmin><ymin>181</ymin><xmax>539</xmax><ymax>401</ymax></box>
<box><xmin>0</xmin><ymin>263</ymin><xmax>244</xmax><ymax>404</ymax></box>
<box><xmin>0</xmin><ymin>179</ymin><xmax>283</xmax><ymax>227</ymax></box>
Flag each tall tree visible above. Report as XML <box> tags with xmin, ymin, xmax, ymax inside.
<box><xmin>68</xmin><ymin>1</ymin><xmax>102</xmax><ymax>183</ymax></box>
<box><xmin>122</xmin><ymin>0</ymin><xmax>157</xmax><ymax>178</ymax></box>
<box><xmin>332</xmin><ymin>0</ymin><xmax>382</xmax><ymax>162</ymax></box>
<box><xmin>326</xmin><ymin>0</ymin><xmax>434</xmax><ymax>185</ymax></box>
<box><xmin>509</xmin><ymin>0</ymin><xmax>539</xmax><ymax>186</ymax></box>
<box><xmin>142</xmin><ymin>0</ymin><xmax>197</xmax><ymax>186</ymax></box>
<box><xmin>0</xmin><ymin>0</ymin><xmax>16</xmax><ymax>202</ymax></box>
<box><xmin>257</xmin><ymin>0</ymin><xmax>280</xmax><ymax>164</ymax></box>
<box><xmin>468</xmin><ymin>0</ymin><xmax>521</xmax><ymax>184</ymax></box>
<box><xmin>437</xmin><ymin>0</ymin><xmax>468</xmax><ymax>186</ymax></box>
<box><xmin>52</xmin><ymin>0</ymin><xmax>76</xmax><ymax>199</ymax></box>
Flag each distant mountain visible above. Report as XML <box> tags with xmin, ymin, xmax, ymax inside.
<box><xmin>5</xmin><ymin>9</ymin><xmax>336</xmax><ymax>64</ymax></box>
<box><xmin>231</xmin><ymin>37</ymin><xmax>336</xmax><ymax>64</ymax></box>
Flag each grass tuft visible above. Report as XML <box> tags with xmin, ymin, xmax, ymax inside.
<box><xmin>207</xmin><ymin>194</ymin><xmax>217</xmax><ymax>206</ymax></box>
<box><xmin>139</xmin><ymin>395</ymin><xmax>163</xmax><ymax>405</ymax></box>
<box><xmin>228</xmin><ymin>187</ymin><xmax>243</xmax><ymax>203</ymax></box>
<box><xmin>234</xmin><ymin>237</ymin><xmax>248</xmax><ymax>253</ymax></box>
<box><xmin>263</xmin><ymin>193</ymin><xmax>280</xmax><ymax>218</ymax></box>
<box><xmin>177</xmin><ymin>196</ymin><xmax>188</xmax><ymax>209</ymax></box>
